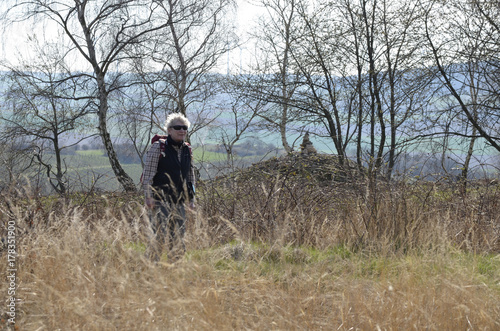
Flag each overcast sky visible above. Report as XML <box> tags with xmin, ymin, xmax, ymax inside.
<box><xmin>0</xmin><ymin>0</ymin><xmax>265</xmax><ymax>73</ymax></box>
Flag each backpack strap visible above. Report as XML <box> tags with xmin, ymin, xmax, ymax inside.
<box><xmin>151</xmin><ymin>134</ymin><xmax>168</xmax><ymax>144</ymax></box>
<box><xmin>151</xmin><ymin>134</ymin><xmax>168</xmax><ymax>158</ymax></box>
<box><xmin>184</xmin><ymin>141</ymin><xmax>193</xmax><ymax>158</ymax></box>
<box><xmin>158</xmin><ymin>138</ymin><xmax>167</xmax><ymax>158</ymax></box>
<box><xmin>152</xmin><ymin>135</ymin><xmax>191</xmax><ymax>160</ymax></box>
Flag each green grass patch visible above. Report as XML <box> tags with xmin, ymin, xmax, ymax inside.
<box><xmin>125</xmin><ymin>241</ymin><xmax>147</xmax><ymax>253</ymax></box>
<box><xmin>188</xmin><ymin>241</ymin><xmax>500</xmax><ymax>290</ymax></box>
<box><xmin>75</xmin><ymin>149</ymin><xmax>105</xmax><ymax>156</ymax></box>
<box><xmin>192</xmin><ymin>148</ymin><xmax>228</xmax><ymax>163</ymax></box>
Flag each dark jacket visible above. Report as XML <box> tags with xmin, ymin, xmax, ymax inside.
<box><xmin>151</xmin><ymin>136</ymin><xmax>194</xmax><ymax>203</ymax></box>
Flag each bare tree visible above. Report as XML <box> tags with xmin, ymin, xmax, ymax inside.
<box><xmin>0</xmin><ymin>138</ymin><xmax>34</xmax><ymax>191</ymax></box>
<box><xmin>423</xmin><ymin>0</ymin><xmax>500</xmax><ymax>154</ymax></box>
<box><xmin>114</xmin><ymin>70</ymin><xmax>168</xmax><ymax>168</ymax></box>
<box><xmin>290</xmin><ymin>0</ymin><xmax>431</xmax><ymax>181</ymax></box>
<box><xmin>248</xmin><ymin>0</ymin><xmax>303</xmax><ymax>153</ymax></box>
<box><xmin>471</xmin><ymin>0</ymin><xmax>500</xmax><ymax>112</ymax></box>
<box><xmin>217</xmin><ymin>75</ymin><xmax>262</xmax><ymax>162</ymax></box>
<box><xmin>375</xmin><ymin>0</ymin><xmax>429</xmax><ymax>180</ymax></box>
<box><xmin>337</xmin><ymin>0</ymin><xmax>370</xmax><ymax>171</ymax></box>
<box><xmin>111</xmin><ymin>0</ymin><xmax>236</xmax><ymax>168</ymax></box>
<box><xmin>135</xmin><ymin>0</ymin><xmax>237</xmax><ymax>133</ymax></box>
<box><xmin>3</xmin><ymin>0</ymin><xmax>172</xmax><ymax>192</ymax></box>
<box><xmin>0</xmin><ymin>39</ymin><xmax>93</xmax><ymax>194</ymax></box>
<box><xmin>285</xmin><ymin>1</ymin><xmax>357</xmax><ymax>166</ymax></box>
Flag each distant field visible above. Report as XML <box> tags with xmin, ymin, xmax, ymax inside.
<box><xmin>75</xmin><ymin>149</ymin><xmax>106</xmax><ymax>157</ymax></box>
<box><xmin>192</xmin><ymin>147</ymin><xmax>229</xmax><ymax>163</ymax></box>
<box><xmin>34</xmin><ymin>146</ymin><xmax>277</xmax><ymax>192</ymax></box>
<box><xmin>68</xmin><ymin>147</ymin><xmax>279</xmax><ymax>185</ymax></box>
<box><xmin>13</xmin><ymin>137</ymin><xmax>498</xmax><ymax>195</ymax></box>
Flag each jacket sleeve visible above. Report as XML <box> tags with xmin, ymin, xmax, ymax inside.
<box><xmin>142</xmin><ymin>142</ymin><xmax>160</xmax><ymax>199</ymax></box>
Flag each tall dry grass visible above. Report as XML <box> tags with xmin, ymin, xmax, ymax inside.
<box><xmin>0</xmin><ymin>177</ymin><xmax>499</xmax><ymax>330</ymax></box>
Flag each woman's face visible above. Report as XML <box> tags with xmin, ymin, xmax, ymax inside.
<box><xmin>168</xmin><ymin>121</ymin><xmax>188</xmax><ymax>143</ymax></box>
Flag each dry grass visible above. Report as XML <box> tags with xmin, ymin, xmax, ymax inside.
<box><xmin>0</xmin><ymin>178</ymin><xmax>499</xmax><ymax>330</ymax></box>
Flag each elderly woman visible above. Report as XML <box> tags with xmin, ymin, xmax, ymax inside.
<box><xmin>141</xmin><ymin>113</ymin><xmax>196</xmax><ymax>261</ymax></box>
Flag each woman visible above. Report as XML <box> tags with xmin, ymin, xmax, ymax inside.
<box><xmin>142</xmin><ymin>113</ymin><xmax>196</xmax><ymax>261</ymax></box>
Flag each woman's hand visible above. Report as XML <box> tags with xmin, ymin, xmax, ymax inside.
<box><xmin>145</xmin><ymin>197</ymin><xmax>156</xmax><ymax>209</ymax></box>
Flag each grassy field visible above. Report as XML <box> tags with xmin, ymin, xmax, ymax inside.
<box><xmin>48</xmin><ymin>148</ymin><xmax>281</xmax><ymax>192</ymax></box>
<box><xmin>0</xmin><ymin>170</ymin><xmax>499</xmax><ymax>330</ymax></box>
<box><xmin>60</xmin><ymin>151</ymin><xmax>142</xmax><ymax>192</ymax></box>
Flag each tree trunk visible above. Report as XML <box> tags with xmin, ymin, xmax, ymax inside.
<box><xmin>97</xmin><ymin>78</ymin><xmax>137</xmax><ymax>192</ymax></box>
<box><xmin>53</xmin><ymin>136</ymin><xmax>66</xmax><ymax>195</ymax></box>
<box><xmin>77</xmin><ymin>3</ymin><xmax>136</xmax><ymax>193</ymax></box>
<box><xmin>460</xmin><ymin>133</ymin><xmax>476</xmax><ymax>195</ymax></box>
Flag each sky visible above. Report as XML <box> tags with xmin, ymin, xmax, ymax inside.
<box><xmin>0</xmin><ymin>0</ymin><xmax>266</xmax><ymax>73</ymax></box>
<box><xmin>233</xmin><ymin>0</ymin><xmax>266</xmax><ymax>73</ymax></box>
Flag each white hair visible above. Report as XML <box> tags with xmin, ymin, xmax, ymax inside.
<box><xmin>164</xmin><ymin>113</ymin><xmax>191</xmax><ymax>131</ymax></box>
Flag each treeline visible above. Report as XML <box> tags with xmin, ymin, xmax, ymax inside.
<box><xmin>0</xmin><ymin>0</ymin><xmax>499</xmax><ymax>196</ymax></box>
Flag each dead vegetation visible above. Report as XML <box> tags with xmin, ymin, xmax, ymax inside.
<box><xmin>0</xmin><ymin>154</ymin><xmax>499</xmax><ymax>330</ymax></box>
